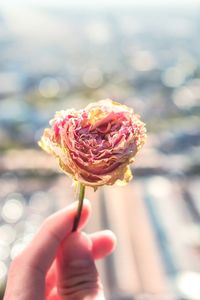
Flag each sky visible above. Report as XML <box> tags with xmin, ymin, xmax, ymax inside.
<box><xmin>1</xmin><ymin>0</ymin><xmax>200</xmax><ymax>7</ymax></box>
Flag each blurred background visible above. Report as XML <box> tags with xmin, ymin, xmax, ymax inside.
<box><xmin>0</xmin><ymin>1</ymin><xmax>200</xmax><ymax>299</ymax></box>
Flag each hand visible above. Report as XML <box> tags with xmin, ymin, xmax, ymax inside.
<box><xmin>4</xmin><ymin>199</ymin><xmax>116</xmax><ymax>300</ymax></box>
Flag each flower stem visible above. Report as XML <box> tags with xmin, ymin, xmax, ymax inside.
<box><xmin>72</xmin><ymin>182</ymin><xmax>85</xmax><ymax>232</ymax></box>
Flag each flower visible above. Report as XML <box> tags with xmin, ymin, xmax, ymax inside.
<box><xmin>38</xmin><ymin>99</ymin><xmax>146</xmax><ymax>187</ymax></box>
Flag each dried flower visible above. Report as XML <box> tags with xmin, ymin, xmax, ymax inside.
<box><xmin>38</xmin><ymin>99</ymin><xmax>146</xmax><ymax>188</ymax></box>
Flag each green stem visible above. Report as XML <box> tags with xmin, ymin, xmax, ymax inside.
<box><xmin>72</xmin><ymin>182</ymin><xmax>85</xmax><ymax>232</ymax></box>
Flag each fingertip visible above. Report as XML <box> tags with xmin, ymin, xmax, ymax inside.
<box><xmin>67</xmin><ymin>197</ymin><xmax>91</xmax><ymax>213</ymax></box>
<box><xmin>76</xmin><ymin>198</ymin><xmax>91</xmax><ymax>230</ymax></box>
<box><xmin>90</xmin><ymin>230</ymin><xmax>117</xmax><ymax>260</ymax></box>
<box><xmin>62</xmin><ymin>198</ymin><xmax>91</xmax><ymax>231</ymax></box>
<box><xmin>82</xmin><ymin>198</ymin><xmax>92</xmax><ymax>216</ymax></box>
<box><xmin>56</xmin><ymin>232</ymin><xmax>93</xmax><ymax>275</ymax></box>
<box><xmin>103</xmin><ymin>230</ymin><xmax>117</xmax><ymax>250</ymax></box>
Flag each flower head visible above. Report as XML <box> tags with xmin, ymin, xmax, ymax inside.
<box><xmin>38</xmin><ymin>99</ymin><xmax>146</xmax><ymax>187</ymax></box>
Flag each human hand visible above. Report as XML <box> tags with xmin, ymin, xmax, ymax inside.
<box><xmin>4</xmin><ymin>199</ymin><xmax>116</xmax><ymax>300</ymax></box>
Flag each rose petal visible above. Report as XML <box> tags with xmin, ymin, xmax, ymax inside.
<box><xmin>38</xmin><ymin>99</ymin><xmax>146</xmax><ymax>188</ymax></box>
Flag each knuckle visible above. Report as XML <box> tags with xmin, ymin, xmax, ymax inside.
<box><xmin>58</xmin><ymin>269</ymin><xmax>103</xmax><ymax>298</ymax></box>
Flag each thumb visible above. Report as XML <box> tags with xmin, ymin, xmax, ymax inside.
<box><xmin>56</xmin><ymin>232</ymin><xmax>105</xmax><ymax>300</ymax></box>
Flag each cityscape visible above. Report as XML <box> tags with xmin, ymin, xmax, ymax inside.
<box><xmin>0</xmin><ymin>3</ymin><xmax>200</xmax><ymax>299</ymax></box>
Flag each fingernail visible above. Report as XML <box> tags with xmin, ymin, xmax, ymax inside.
<box><xmin>69</xmin><ymin>259</ymin><xmax>91</xmax><ymax>268</ymax></box>
<box><xmin>61</xmin><ymin>232</ymin><xmax>93</xmax><ymax>268</ymax></box>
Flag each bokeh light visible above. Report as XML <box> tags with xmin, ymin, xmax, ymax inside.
<box><xmin>0</xmin><ymin>261</ymin><xmax>7</xmax><ymax>282</ymax></box>
<box><xmin>39</xmin><ymin>77</ymin><xmax>60</xmax><ymax>98</ymax></box>
<box><xmin>176</xmin><ymin>272</ymin><xmax>200</xmax><ymax>299</ymax></box>
<box><xmin>0</xmin><ymin>225</ymin><xmax>16</xmax><ymax>245</ymax></box>
<box><xmin>0</xmin><ymin>1</ymin><xmax>200</xmax><ymax>299</ymax></box>
<box><xmin>1</xmin><ymin>195</ymin><xmax>25</xmax><ymax>223</ymax></box>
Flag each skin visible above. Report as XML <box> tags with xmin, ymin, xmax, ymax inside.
<box><xmin>4</xmin><ymin>199</ymin><xmax>116</xmax><ymax>300</ymax></box>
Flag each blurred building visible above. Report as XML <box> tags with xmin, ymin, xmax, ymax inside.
<box><xmin>0</xmin><ymin>2</ymin><xmax>200</xmax><ymax>299</ymax></box>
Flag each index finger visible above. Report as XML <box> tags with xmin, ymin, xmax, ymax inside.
<box><xmin>22</xmin><ymin>199</ymin><xmax>91</xmax><ymax>274</ymax></box>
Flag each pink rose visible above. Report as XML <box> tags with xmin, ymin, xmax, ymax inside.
<box><xmin>38</xmin><ymin>99</ymin><xmax>146</xmax><ymax>187</ymax></box>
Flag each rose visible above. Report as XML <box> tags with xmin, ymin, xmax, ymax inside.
<box><xmin>38</xmin><ymin>99</ymin><xmax>146</xmax><ymax>187</ymax></box>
